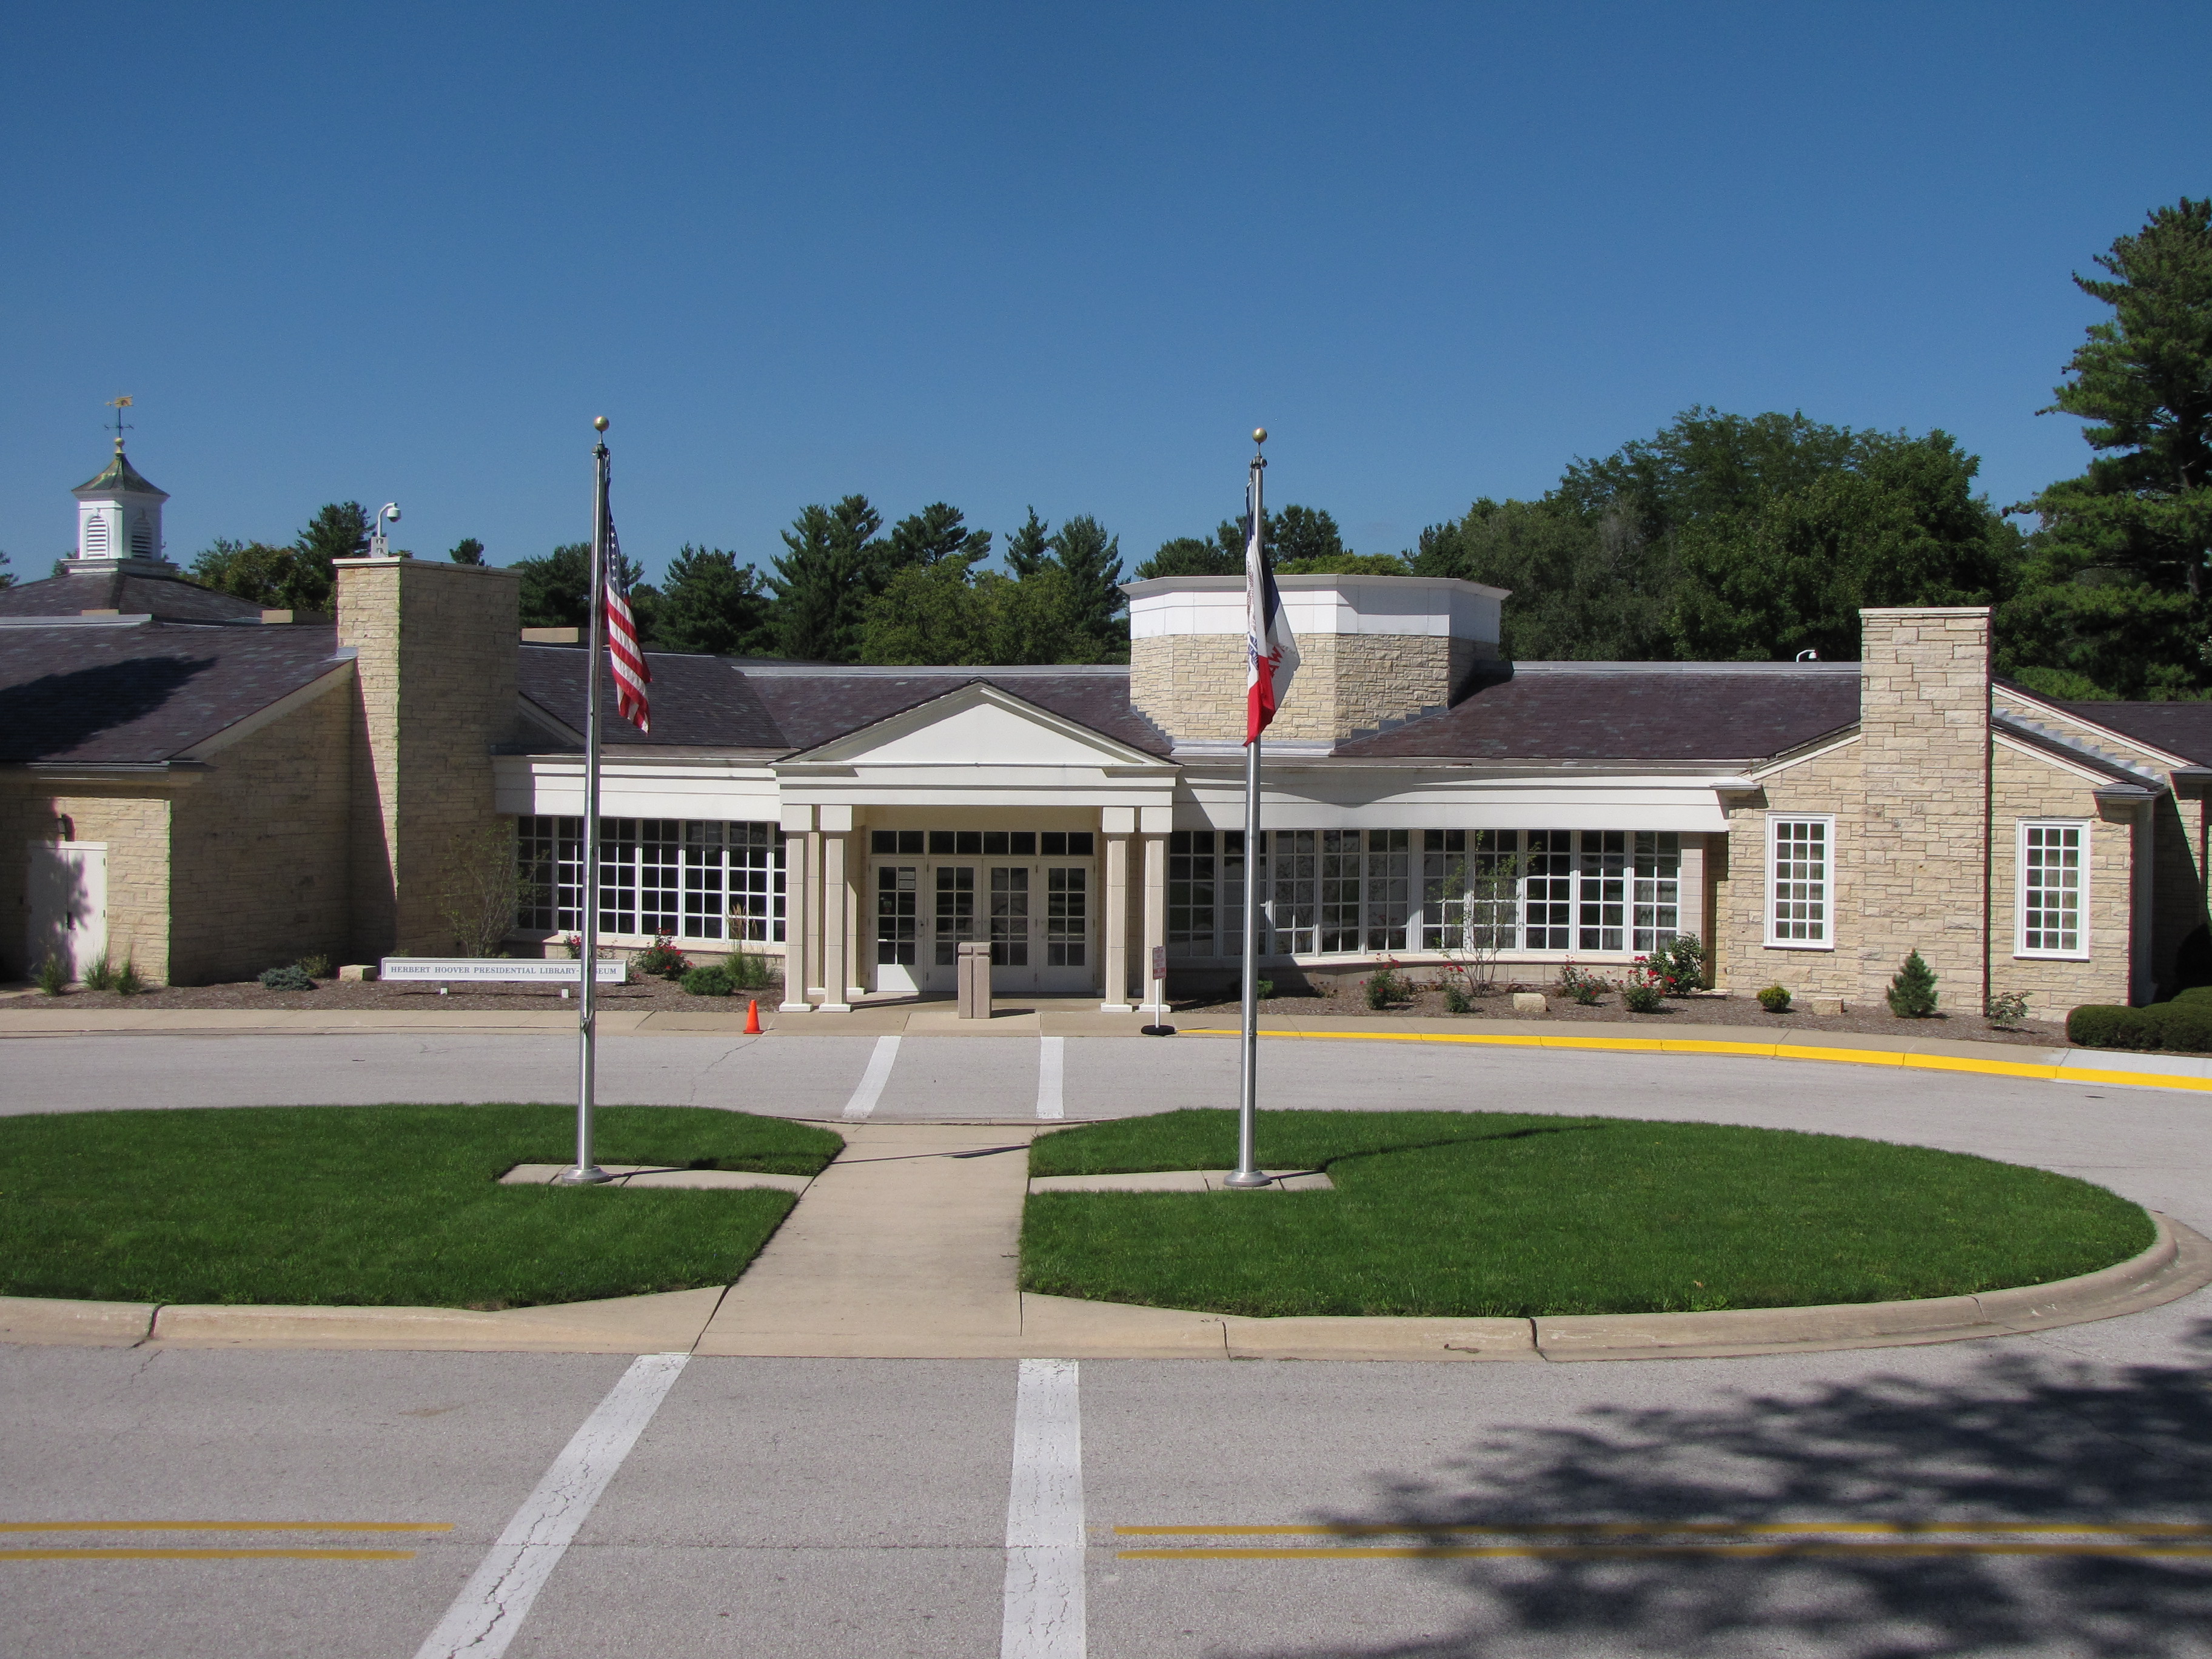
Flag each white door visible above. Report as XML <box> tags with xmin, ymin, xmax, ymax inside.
<box><xmin>26</xmin><ymin>841</ymin><xmax>107</xmax><ymax>981</ymax></box>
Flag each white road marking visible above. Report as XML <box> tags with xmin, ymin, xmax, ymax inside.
<box><xmin>1002</xmin><ymin>1358</ymin><xmax>1085</xmax><ymax>1659</ymax></box>
<box><xmin>842</xmin><ymin>1034</ymin><xmax>901</xmax><ymax>1121</ymax></box>
<box><xmin>1036</xmin><ymin>1036</ymin><xmax>1065</xmax><ymax>1120</ymax></box>
<box><xmin>412</xmin><ymin>1352</ymin><xmax>688</xmax><ymax>1659</ymax></box>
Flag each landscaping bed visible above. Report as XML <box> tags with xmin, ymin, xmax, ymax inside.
<box><xmin>0</xmin><ymin>1105</ymin><xmax>840</xmax><ymax>1308</ymax></box>
<box><xmin>1021</xmin><ymin>1108</ymin><xmax>2151</xmax><ymax>1318</ymax></box>
<box><xmin>1171</xmin><ymin>986</ymin><xmax>2070</xmax><ymax>1048</ymax></box>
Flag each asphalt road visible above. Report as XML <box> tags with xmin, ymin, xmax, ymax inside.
<box><xmin>4</xmin><ymin>1031</ymin><xmax>2211</xmax><ymax>1657</ymax></box>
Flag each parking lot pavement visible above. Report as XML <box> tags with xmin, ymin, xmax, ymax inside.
<box><xmin>866</xmin><ymin>1034</ymin><xmax>1054</xmax><ymax>1120</ymax></box>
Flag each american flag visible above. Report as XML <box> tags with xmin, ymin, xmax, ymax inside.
<box><xmin>604</xmin><ymin>510</ymin><xmax>651</xmax><ymax>732</ymax></box>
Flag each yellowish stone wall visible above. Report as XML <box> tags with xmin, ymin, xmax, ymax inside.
<box><xmin>1130</xmin><ymin>632</ymin><xmax>1489</xmax><ymax>743</ymax></box>
<box><xmin>167</xmin><ymin>675</ymin><xmax>355</xmax><ymax>984</ymax></box>
<box><xmin>0</xmin><ymin>786</ymin><xmax>174</xmax><ymax>982</ymax></box>
<box><xmin>1712</xmin><ymin>737</ymin><xmax>1864</xmax><ymax>1000</ymax></box>
<box><xmin>336</xmin><ymin>558</ymin><xmax>521</xmax><ymax>957</ymax></box>
<box><xmin>1985</xmin><ymin>740</ymin><xmax>2133</xmax><ymax>1013</ymax></box>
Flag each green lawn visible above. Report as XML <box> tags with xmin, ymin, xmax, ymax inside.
<box><xmin>1022</xmin><ymin>1109</ymin><xmax>2153</xmax><ymax>1318</ymax></box>
<box><xmin>0</xmin><ymin>1105</ymin><xmax>842</xmax><ymax>1309</ymax></box>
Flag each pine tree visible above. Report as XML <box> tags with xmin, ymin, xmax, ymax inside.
<box><xmin>1004</xmin><ymin>508</ymin><xmax>1052</xmax><ymax>578</ymax></box>
<box><xmin>448</xmin><ymin>538</ymin><xmax>486</xmax><ymax>566</ymax></box>
<box><xmin>287</xmin><ymin>502</ymin><xmax>372</xmax><ymax>611</ymax></box>
<box><xmin>1132</xmin><ymin>535</ymin><xmax>1238</xmax><ymax>580</ymax></box>
<box><xmin>764</xmin><ymin>496</ymin><xmax>883</xmax><ymax>661</ymax></box>
<box><xmin>885</xmin><ymin>502</ymin><xmax>991</xmax><ymax>573</ymax></box>
<box><xmin>1887</xmin><ymin>950</ymin><xmax>1939</xmax><ymax>1018</ymax></box>
<box><xmin>512</xmin><ymin>543</ymin><xmax>649</xmax><ymax>628</ymax></box>
<box><xmin>1045</xmin><ymin>514</ymin><xmax>1127</xmax><ymax>658</ymax></box>
<box><xmin>657</xmin><ymin>545</ymin><xmax>769</xmax><ymax>655</ymax></box>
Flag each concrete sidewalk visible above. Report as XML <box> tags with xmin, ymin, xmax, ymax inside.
<box><xmin>0</xmin><ymin>1000</ymin><xmax>1156</xmax><ymax>1039</ymax></box>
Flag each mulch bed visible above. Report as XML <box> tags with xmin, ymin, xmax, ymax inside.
<box><xmin>0</xmin><ymin>971</ymin><xmax>783</xmax><ymax>1015</ymax></box>
<box><xmin>1172</xmin><ymin>986</ymin><xmax>2073</xmax><ymax>1049</ymax></box>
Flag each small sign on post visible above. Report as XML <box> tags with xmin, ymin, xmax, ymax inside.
<box><xmin>1142</xmin><ymin>943</ymin><xmax>1175</xmax><ymax>1036</ymax></box>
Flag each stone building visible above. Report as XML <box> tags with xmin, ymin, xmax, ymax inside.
<box><xmin>5</xmin><ymin>443</ymin><xmax>2210</xmax><ymax>1020</ymax></box>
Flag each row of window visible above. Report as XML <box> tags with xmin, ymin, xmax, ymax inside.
<box><xmin>1167</xmin><ymin>828</ymin><xmax>1684</xmax><ymax>958</ymax></box>
<box><xmin>517</xmin><ymin>817</ymin><xmax>787</xmax><ymax>942</ymax></box>
<box><xmin>876</xmin><ymin>865</ymin><xmax>1090</xmax><ymax>967</ymax></box>
<box><xmin>870</xmin><ymin>830</ymin><xmax>1097</xmax><ymax>857</ymax></box>
<box><xmin>1766</xmin><ymin>816</ymin><xmax>2088</xmax><ymax>958</ymax></box>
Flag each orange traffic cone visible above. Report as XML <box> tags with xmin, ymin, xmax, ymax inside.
<box><xmin>744</xmin><ymin>998</ymin><xmax>762</xmax><ymax>1034</ymax></box>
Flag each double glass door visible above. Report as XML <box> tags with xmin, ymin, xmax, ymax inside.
<box><xmin>873</xmin><ymin>859</ymin><xmax>1092</xmax><ymax>997</ymax></box>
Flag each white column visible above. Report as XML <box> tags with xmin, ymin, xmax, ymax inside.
<box><xmin>1140</xmin><ymin>813</ymin><xmax>1169</xmax><ymax>1017</ymax></box>
<box><xmin>1101</xmin><ymin>808</ymin><xmax>1133</xmax><ymax>1011</ymax></box>
<box><xmin>819</xmin><ymin>822</ymin><xmax>852</xmax><ymax>1013</ymax></box>
<box><xmin>779</xmin><ymin>805</ymin><xmax>815</xmax><ymax>1012</ymax></box>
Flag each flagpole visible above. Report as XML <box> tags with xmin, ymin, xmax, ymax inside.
<box><xmin>1225</xmin><ymin>429</ymin><xmax>1270</xmax><ymax>1188</ymax></box>
<box><xmin>559</xmin><ymin>417</ymin><xmax>614</xmax><ymax>1185</ymax></box>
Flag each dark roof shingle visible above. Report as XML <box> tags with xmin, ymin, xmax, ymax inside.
<box><xmin>2056</xmin><ymin>700</ymin><xmax>2212</xmax><ymax>768</ymax></box>
<box><xmin>0</xmin><ymin>569</ymin><xmax>269</xmax><ymax>624</ymax></box>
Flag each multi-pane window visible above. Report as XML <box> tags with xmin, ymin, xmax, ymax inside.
<box><xmin>2019</xmin><ymin>822</ymin><xmax>2086</xmax><ymax>956</ymax></box>
<box><xmin>1163</xmin><ymin>825</ymin><xmax>1686</xmax><ymax>957</ymax></box>
<box><xmin>990</xmin><ymin>867</ymin><xmax>1031</xmax><ymax>967</ymax></box>
<box><xmin>1046</xmin><ymin>868</ymin><xmax>1088</xmax><ymax>966</ymax></box>
<box><xmin>876</xmin><ymin>866</ymin><xmax>918</xmax><ymax>964</ymax></box>
<box><xmin>1768</xmin><ymin>817</ymin><xmax>1832</xmax><ymax>946</ymax></box>
<box><xmin>517</xmin><ymin>816</ymin><xmax>785</xmax><ymax>942</ymax></box>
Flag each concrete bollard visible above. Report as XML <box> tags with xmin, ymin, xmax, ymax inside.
<box><xmin>956</xmin><ymin>939</ymin><xmax>991</xmax><ymax>1019</ymax></box>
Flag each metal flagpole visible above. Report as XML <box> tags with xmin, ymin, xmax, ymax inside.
<box><xmin>1225</xmin><ymin>431</ymin><xmax>1270</xmax><ymax>1188</ymax></box>
<box><xmin>559</xmin><ymin>416</ymin><xmax>615</xmax><ymax>1185</ymax></box>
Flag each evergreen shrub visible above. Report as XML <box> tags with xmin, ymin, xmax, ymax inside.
<box><xmin>680</xmin><ymin>964</ymin><xmax>734</xmax><ymax>997</ymax></box>
<box><xmin>1757</xmin><ymin>984</ymin><xmax>1792</xmax><ymax>1014</ymax></box>
<box><xmin>1888</xmin><ymin>951</ymin><xmax>1939</xmax><ymax>1017</ymax></box>
<box><xmin>259</xmin><ymin>965</ymin><xmax>315</xmax><ymax>991</ymax></box>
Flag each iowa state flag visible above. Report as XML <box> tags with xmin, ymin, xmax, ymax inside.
<box><xmin>1244</xmin><ymin>477</ymin><xmax>1299</xmax><ymax>742</ymax></box>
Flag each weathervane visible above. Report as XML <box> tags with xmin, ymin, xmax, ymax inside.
<box><xmin>105</xmin><ymin>395</ymin><xmax>133</xmax><ymax>453</ymax></box>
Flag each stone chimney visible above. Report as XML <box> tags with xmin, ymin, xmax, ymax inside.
<box><xmin>335</xmin><ymin>557</ymin><xmax>522</xmax><ymax>957</ymax></box>
<box><xmin>1854</xmin><ymin>606</ymin><xmax>1992</xmax><ymax>1007</ymax></box>
<box><xmin>1125</xmin><ymin>574</ymin><xmax>1505</xmax><ymax>745</ymax></box>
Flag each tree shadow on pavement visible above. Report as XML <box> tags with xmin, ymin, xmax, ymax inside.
<box><xmin>1260</xmin><ymin>1323</ymin><xmax>2212</xmax><ymax>1659</ymax></box>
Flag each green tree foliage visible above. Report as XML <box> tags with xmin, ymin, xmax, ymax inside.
<box><xmin>1045</xmin><ymin>514</ymin><xmax>1127</xmax><ymax>655</ymax></box>
<box><xmin>1004</xmin><ymin>507</ymin><xmax>1053</xmax><ymax>577</ymax></box>
<box><xmin>0</xmin><ymin>550</ymin><xmax>13</xmax><ymax>589</ymax></box>
<box><xmin>288</xmin><ymin>501</ymin><xmax>372</xmax><ymax>611</ymax></box>
<box><xmin>886</xmin><ymin>501</ymin><xmax>991</xmax><ymax>573</ymax></box>
<box><xmin>655</xmin><ymin>545</ymin><xmax>769</xmax><ymax>656</ymax></box>
<box><xmin>1412</xmin><ymin>499</ymin><xmax>1674</xmax><ymax>660</ymax></box>
<box><xmin>511</xmin><ymin>543</ymin><xmax>659</xmax><ymax>636</ymax></box>
<box><xmin>857</xmin><ymin>562</ymin><xmax>1116</xmax><ymax>666</ymax></box>
<box><xmin>763</xmin><ymin>495</ymin><xmax>886</xmax><ymax>661</ymax></box>
<box><xmin>2004</xmin><ymin>198</ymin><xmax>2212</xmax><ymax>699</ymax></box>
<box><xmin>447</xmin><ymin>538</ymin><xmax>486</xmax><ymax>566</ymax></box>
<box><xmin>190</xmin><ymin>538</ymin><xmax>323</xmax><ymax>611</ymax></box>
<box><xmin>1133</xmin><ymin>535</ymin><xmax>1238</xmax><ymax>580</ymax></box>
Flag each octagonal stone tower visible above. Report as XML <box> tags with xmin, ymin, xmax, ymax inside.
<box><xmin>1124</xmin><ymin>573</ymin><xmax>1507</xmax><ymax>746</ymax></box>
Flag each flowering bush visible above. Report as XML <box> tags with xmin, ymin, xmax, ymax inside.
<box><xmin>557</xmin><ymin>933</ymin><xmax>583</xmax><ymax>959</ymax></box>
<box><xmin>1555</xmin><ymin>962</ymin><xmax>1610</xmax><ymax>1005</ymax></box>
<box><xmin>634</xmin><ymin>933</ymin><xmax>691</xmax><ymax>979</ymax></box>
<box><xmin>1651</xmin><ymin>933</ymin><xmax>1707</xmax><ymax>994</ymax></box>
<box><xmin>1621</xmin><ymin>959</ymin><xmax>1666</xmax><ymax>1013</ymax></box>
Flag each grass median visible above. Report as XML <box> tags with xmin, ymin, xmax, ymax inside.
<box><xmin>0</xmin><ymin>1104</ymin><xmax>843</xmax><ymax>1310</ymax></box>
<box><xmin>1021</xmin><ymin>1109</ymin><xmax>2153</xmax><ymax>1318</ymax></box>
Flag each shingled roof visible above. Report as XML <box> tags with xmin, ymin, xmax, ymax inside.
<box><xmin>1335</xmin><ymin>662</ymin><xmax>1864</xmax><ymax>763</ymax></box>
<box><xmin>0</xmin><ymin>568</ymin><xmax>269</xmax><ymax>625</ymax></box>
<box><xmin>2057</xmin><ymin>700</ymin><xmax>2212</xmax><ymax>768</ymax></box>
<box><xmin>517</xmin><ymin>645</ymin><xmax>789</xmax><ymax>751</ymax></box>
<box><xmin>0</xmin><ymin>620</ymin><xmax>349</xmax><ymax>765</ymax></box>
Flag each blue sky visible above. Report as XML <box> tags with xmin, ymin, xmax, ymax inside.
<box><xmin>3</xmin><ymin>2</ymin><xmax>2207</xmax><ymax>586</ymax></box>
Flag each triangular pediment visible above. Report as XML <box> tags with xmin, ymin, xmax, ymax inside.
<box><xmin>782</xmin><ymin>682</ymin><xmax>1164</xmax><ymax>769</ymax></box>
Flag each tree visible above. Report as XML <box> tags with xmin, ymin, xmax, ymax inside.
<box><xmin>857</xmin><ymin>561</ymin><xmax>1113</xmax><ymax>666</ymax></box>
<box><xmin>886</xmin><ymin>502</ymin><xmax>991</xmax><ymax>573</ymax></box>
<box><xmin>2005</xmin><ymin>198</ymin><xmax>2212</xmax><ymax>697</ymax></box>
<box><xmin>0</xmin><ymin>550</ymin><xmax>12</xmax><ymax>589</ymax></box>
<box><xmin>1045</xmin><ymin>514</ymin><xmax>1127</xmax><ymax>657</ymax></box>
<box><xmin>1132</xmin><ymin>535</ymin><xmax>1238</xmax><ymax>580</ymax></box>
<box><xmin>190</xmin><ymin>537</ymin><xmax>317</xmax><ymax>610</ymax></box>
<box><xmin>511</xmin><ymin>542</ymin><xmax>655</xmax><ymax>633</ymax></box>
<box><xmin>287</xmin><ymin>501</ymin><xmax>372</xmax><ymax>612</ymax></box>
<box><xmin>448</xmin><ymin>538</ymin><xmax>486</xmax><ymax>566</ymax></box>
<box><xmin>1004</xmin><ymin>508</ymin><xmax>1053</xmax><ymax>577</ymax></box>
<box><xmin>439</xmin><ymin>823</ymin><xmax>533</xmax><ymax>957</ymax></box>
<box><xmin>1269</xmin><ymin>504</ymin><xmax>1346</xmax><ymax>567</ymax></box>
<box><xmin>1412</xmin><ymin>499</ymin><xmax>1672</xmax><ymax>660</ymax></box>
<box><xmin>762</xmin><ymin>495</ymin><xmax>884</xmax><ymax>660</ymax></box>
<box><xmin>655</xmin><ymin>545</ymin><xmax>770</xmax><ymax>655</ymax></box>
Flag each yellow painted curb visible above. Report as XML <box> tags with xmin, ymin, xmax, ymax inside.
<box><xmin>1175</xmin><ymin>1026</ymin><xmax>2212</xmax><ymax>1093</ymax></box>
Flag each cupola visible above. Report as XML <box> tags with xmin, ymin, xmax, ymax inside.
<box><xmin>71</xmin><ymin>435</ymin><xmax>172</xmax><ymax>572</ymax></box>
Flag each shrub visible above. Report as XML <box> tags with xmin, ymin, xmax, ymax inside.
<box><xmin>1364</xmin><ymin>968</ymin><xmax>1407</xmax><ymax>1010</ymax></box>
<box><xmin>295</xmin><ymin>952</ymin><xmax>332</xmax><ymax>980</ymax></box>
<box><xmin>2067</xmin><ymin>1004</ymin><xmax>2159</xmax><ymax>1049</ymax></box>
<box><xmin>1556</xmin><ymin>963</ymin><xmax>1609</xmax><ymax>1005</ymax></box>
<box><xmin>1888</xmin><ymin>950</ymin><xmax>1939</xmax><ymax>1018</ymax></box>
<box><xmin>113</xmin><ymin>957</ymin><xmax>147</xmax><ymax>996</ymax></box>
<box><xmin>725</xmin><ymin>951</ymin><xmax>774</xmax><ymax>991</ymax></box>
<box><xmin>1442</xmin><ymin>979</ymin><xmax>1473</xmax><ymax>1014</ymax></box>
<box><xmin>259</xmin><ymin>964</ymin><xmax>315</xmax><ymax>992</ymax></box>
<box><xmin>634</xmin><ymin>934</ymin><xmax>691</xmax><ymax>979</ymax></box>
<box><xmin>35</xmin><ymin>953</ymin><xmax>67</xmax><ymax>997</ymax></box>
<box><xmin>82</xmin><ymin>953</ymin><xmax>117</xmax><ymax>993</ymax></box>
<box><xmin>1622</xmin><ymin>980</ymin><xmax>1664</xmax><ymax>1013</ymax></box>
<box><xmin>2169</xmin><ymin>985</ymin><xmax>2212</xmax><ymax>1008</ymax></box>
<box><xmin>1757</xmin><ymin>984</ymin><xmax>1792</xmax><ymax>1014</ymax></box>
<box><xmin>2153</xmin><ymin>1001</ymin><xmax>2212</xmax><ymax>1054</ymax></box>
<box><xmin>557</xmin><ymin>932</ymin><xmax>583</xmax><ymax>959</ymax></box>
<box><xmin>680</xmin><ymin>964</ymin><xmax>734</xmax><ymax>997</ymax></box>
<box><xmin>1652</xmin><ymin>933</ymin><xmax>1707</xmax><ymax>994</ymax></box>
<box><xmin>1986</xmin><ymin>990</ymin><xmax>2030</xmax><ymax>1027</ymax></box>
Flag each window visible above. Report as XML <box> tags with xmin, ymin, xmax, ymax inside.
<box><xmin>1768</xmin><ymin>817</ymin><xmax>1833</xmax><ymax>947</ymax></box>
<box><xmin>1046</xmin><ymin>868</ymin><xmax>1088</xmax><ymax>966</ymax></box>
<box><xmin>517</xmin><ymin>817</ymin><xmax>784</xmax><ymax>942</ymax></box>
<box><xmin>2019</xmin><ymin>822</ymin><xmax>2087</xmax><ymax>957</ymax></box>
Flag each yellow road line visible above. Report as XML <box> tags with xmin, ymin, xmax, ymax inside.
<box><xmin>1114</xmin><ymin>1520</ymin><xmax>2212</xmax><ymax>1538</ymax></box>
<box><xmin>1</xmin><ymin>1547</ymin><xmax>416</xmax><ymax>1562</ymax></box>
<box><xmin>1121</xmin><ymin>1542</ymin><xmax>2212</xmax><ymax>1561</ymax></box>
<box><xmin>0</xmin><ymin>1521</ymin><xmax>452</xmax><ymax>1534</ymax></box>
<box><xmin>1175</xmin><ymin>1027</ymin><xmax>2212</xmax><ymax>1093</ymax></box>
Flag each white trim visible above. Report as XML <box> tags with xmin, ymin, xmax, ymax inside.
<box><xmin>1993</xmin><ymin>685</ymin><xmax>2198</xmax><ymax>774</ymax></box>
<box><xmin>2015</xmin><ymin>818</ymin><xmax>2091</xmax><ymax>960</ymax></box>
<box><xmin>1765</xmin><ymin>813</ymin><xmax>1835</xmax><ymax>950</ymax></box>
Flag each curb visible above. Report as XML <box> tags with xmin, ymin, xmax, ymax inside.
<box><xmin>1178</xmin><ymin>1025</ymin><xmax>2212</xmax><ymax>1094</ymax></box>
<box><xmin>4</xmin><ymin>1214</ymin><xmax>2204</xmax><ymax>1362</ymax></box>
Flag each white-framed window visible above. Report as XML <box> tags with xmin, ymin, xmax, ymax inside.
<box><xmin>2017</xmin><ymin>820</ymin><xmax>2088</xmax><ymax>958</ymax></box>
<box><xmin>1766</xmin><ymin>816</ymin><xmax>1834</xmax><ymax>948</ymax></box>
<box><xmin>515</xmin><ymin>816</ymin><xmax>785</xmax><ymax>942</ymax></box>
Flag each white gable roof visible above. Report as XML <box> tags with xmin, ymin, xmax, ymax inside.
<box><xmin>781</xmin><ymin>681</ymin><xmax>1165</xmax><ymax>770</ymax></box>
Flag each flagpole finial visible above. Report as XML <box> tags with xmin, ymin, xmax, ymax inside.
<box><xmin>1252</xmin><ymin>427</ymin><xmax>1267</xmax><ymax>447</ymax></box>
<box><xmin>592</xmin><ymin>415</ymin><xmax>609</xmax><ymax>432</ymax></box>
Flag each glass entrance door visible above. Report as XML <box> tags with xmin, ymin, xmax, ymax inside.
<box><xmin>870</xmin><ymin>856</ymin><xmax>1094</xmax><ymax>997</ymax></box>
